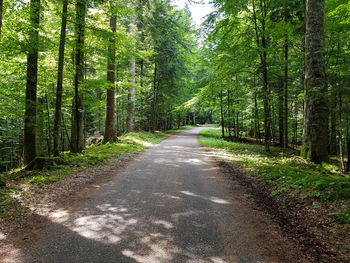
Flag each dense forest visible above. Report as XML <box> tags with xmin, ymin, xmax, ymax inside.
<box><xmin>0</xmin><ymin>0</ymin><xmax>201</xmax><ymax>171</ymax></box>
<box><xmin>1</xmin><ymin>0</ymin><xmax>350</xmax><ymax>171</ymax></box>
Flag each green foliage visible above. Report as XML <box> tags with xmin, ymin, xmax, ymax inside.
<box><xmin>29</xmin><ymin>176</ymin><xmax>61</xmax><ymax>185</ymax></box>
<box><xmin>199</xmin><ymin>127</ymin><xmax>350</xmax><ymax>224</ymax></box>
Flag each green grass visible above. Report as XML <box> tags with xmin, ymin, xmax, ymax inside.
<box><xmin>199</xmin><ymin>127</ymin><xmax>350</xmax><ymax>224</ymax></box>
<box><xmin>164</xmin><ymin>125</ymin><xmax>196</xmax><ymax>134</ymax></box>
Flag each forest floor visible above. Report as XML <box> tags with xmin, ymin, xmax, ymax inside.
<box><xmin>199</xmin><ymin>127</ymin><xmax>350</xmax><ymax>263</ymax></box>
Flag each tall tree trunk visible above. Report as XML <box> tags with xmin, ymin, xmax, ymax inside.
<box><xmin>36</xmin><ymin>97</ymin><xmax>45</xmax><ymax>156</ymax></box>
<box><xmin>53</xmin><ymin>0</ymin><xmax>68</xmax><ymax>156</ymax></box>
<box><xmin>252</xmin><ymin>0</ymin><xmax>271</xmax><ymax>151</ymax></box>
<box><xmin>104</xmin><ymin>16</ymin><xmax>117</xmax><ymax>140</ymax></box>
<box><xmin>0</xmin><ymin>0</ymin><xmax>3</xmax><ymax>39</ymax></box>
<box><xmin>278</xmin><ymin>79</ymin><xmax>284</xmax><ymax>147</ymax></box>
<box><xmin>24</xmin><ymin>0</ymin><xmax>40</xmax><ymax>164</ymax></box>
<box><xmin>71</xmin><ymin>0</ymin><xmax>86</xmax><ymax>153</ymax></box>
<box><xmin>284</xmin><ymin>32</ymin><xmax>289</xmax><ymax>148</ymax></box>
<box><xmin>303</xmin><ymin>0</ymin><xmax>328</xmax><ymax>163</ymax></box>
<box><xmin>220</xmin><ymin>91</ymin><xmax>225</xmax><ymax>139</ymax></box>
<box><xmin>45</xmin><ymin>93</ymin><xmax>52</xmax><ymax>157</ymax></box>
<box><xmin>126</xmin><ymin>15</ymin><xmax>136</xmax><ymax>132</ymax></box>
<box><xmin>329</xmin><ymin>92</ymin><xmax>337</xmax><ymax>155</ymax></box>
<box><xmin>254</xmin><ymin>91</ymin><xmax>260</xmax><ymax>143</ymax></box>
<box><xmin>338</xmin><ymin>91</ymin><xmax>344</xmax><ymax>170</ymax></box>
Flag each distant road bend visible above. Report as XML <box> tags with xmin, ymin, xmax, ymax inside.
<box><xmin>18</xmin><ymin>126</ymin><xmax>303</xmax><ymax>263</ymax></box>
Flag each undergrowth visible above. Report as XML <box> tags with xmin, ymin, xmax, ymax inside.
<box><xmin>199</xmin><ymin>127</ymin><xmax>350</xmax><ymax>224</ymax></box>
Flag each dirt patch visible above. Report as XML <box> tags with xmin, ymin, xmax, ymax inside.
<box><xmin>216</xmin><ymin>159</ymin><xmax>350</xmax><ymax>263</ymax></box>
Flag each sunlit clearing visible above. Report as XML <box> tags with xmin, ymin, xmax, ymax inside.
<box><xmin>123</xmin><ymin>135</ymin><xmax>154</xmax><ymax>147</ymax></box>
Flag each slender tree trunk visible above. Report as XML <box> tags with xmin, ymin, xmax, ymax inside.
<box><xmin>252</xmin><ymin>0</ymin><xmax>271</xmax><ymax>151</ymax></box>
<box><xmin>0</xmin><ymin>0</ymin><xmax>3</xmax><ymax>39</ymax></box>
<box><xmin>24</xmin><ymin>0</ymin><xmax>40</xmax><ymax>164</ymax></box>
<box><xmin>36</xmin><ymin>97</ymin><xmax>45</xmax><ymax>156</ymax></box>
<box><xmin>53</xmin><ymin>0</ymin><xmax>68</xmax><ymax>156</ymax></box>
<box><xmin>278</xmin><ymin>79</ymin><xmax>284</xmax><ymax>147</ymax></box>
<box><xmin>284</xmin><ymin>32</ymin><xmax>289</xmax><ymax>148</ymax></box>
<box><xmin>220</xmin><ymin>91</ymin><xmax>225</xmax><ymax>139</ymax></box>
<box><xmin>227</xmin><ymin>89</ymin><xmax>231</xmax><ymax>138</ymax></box>
<box><xmin>329</xmin><ymin>92</ymin><xmax>337</xmax><ymax>155</ymax></box>
<box><xmin>126</xmin><ymin>15</ymin><xmax>136</xmax><ymax>132</ymax></box>
<box><xmin>303</xmin><ymin>0</ymin><xmax>328</xmax><ymax>163</ymax></box>
<box><xmin>71</xmin><ymin>0</ymin><xmax>86</xmax><ymax>153</ymax></box>
<box><xmin>254</xmin><ymin>91</ymin><xmax>260</xmax><ymax>143</ymax></box>
<box><xmin>338</xmin><ymin>92</ymin><xmax>344</xmax><ymax>170</ymax></box>
<box><xmin>104</xmin><ymin>16</ymin><xmax>117</xmax><ymax>140</ymax></box>
<box><xmin>151</xmin><ymin>65</ymin><xmax>158</xmax><ymax>132</ymax></box>
<box><xmin>45</xmin><ymin>93</ymin><xmax>52</xmax><ymax>157</ymax></box>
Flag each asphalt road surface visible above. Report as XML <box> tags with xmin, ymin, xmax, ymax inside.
<box><xmin>18</xmin><ymin>127</ymin><xmax>302</xmax><ymax>263</ymax></box>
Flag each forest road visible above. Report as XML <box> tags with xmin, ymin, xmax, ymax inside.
<box><xmin>18</xmin><ymin>126</ymin><xmax>304</xmax><ymax>263</ymax></box>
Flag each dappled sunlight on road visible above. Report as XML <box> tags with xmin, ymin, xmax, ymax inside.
<box><xmin>10</xmin><ymin>127</ymin><xmax>284</xmax><ymax>263</ymax></box>
<box><xmin>180</xmin><ymin>191</ymin><xmax>231</xmax><ymax>205</ymax></box>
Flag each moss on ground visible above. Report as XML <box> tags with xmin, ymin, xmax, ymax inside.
<box><xmin>199</xmin><ymin>127</ymin><xmax>350</xmax><ymax>224</ymax></box>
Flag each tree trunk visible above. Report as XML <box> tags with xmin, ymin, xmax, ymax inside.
<box><xmin>36</xmin><ymin>97</ymin><xmax>45</xmax><ymax>156</ymax></box>
<box><xmin>338</xmin><ymin>92</ymin><xmax>344</xmax><ymax>170</ymax></box>
<box><xmin>71</xmin><ymin>0</ymin><xmax>86</xmax><ymax>153</ymax></box>
<box><xmin>24</xmin><ymin>0</ymin><xmax>40</xmax><ymax>164</ymax></box>
<box><xmin>252</xmin><ymin>0</ymin><xmax>271</xmax><ymax>151</ymax></box>
<box><xmin>104</xmin><ymin>16</ymin><xmax>117</xmax><ymax>140</ymax></box>
<box><xmin>278</xmin><ymin>79</ymin><xmax>284</xmax><ymax>147</ymax></box>
<box><xmin>329</xmin><ymin>92</ymin><xmax>337</xmax><ymax>155</ymax></box>
<box><xmin>126</xmin><ymin>15</ymin><xmax>136</xmax><ymax>132</ymax></box>
<box><xmin>254</xmin><ymin>91</ymin><xmax>260</xmax><ymax>143</ymax></box>
<box><xmin>284</xmin><ymin>32</ymin><xmax>289</xmax><ymax>148</ymax></box>
<box><xmin>220</xmin><ymin>91</ymin><xmax>225</xmax><ymax>139</ymax></box>
<box><xmin>45</xmin><ymin>93</ymin><xmax>52</xmax><ymax>157</ymax></box>
<box><xmin>0</xmin><ymin>0</ymin><xmax>3</xmax><ymax>38</ymax></box>
<box><xmin>303</xmin><ymin>0</ymin><xmax>328</xmax><ymax>163</ymax></box>
<box><xmin>53</xmin><ymin>0</ymin><xmax>68</xmax><ymax>156</ymax></box>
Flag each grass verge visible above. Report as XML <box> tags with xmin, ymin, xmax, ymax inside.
<box><xmin>199</xmin><ymin>127</ymin><xmax>350</xmax><ymax>225</ymax></box>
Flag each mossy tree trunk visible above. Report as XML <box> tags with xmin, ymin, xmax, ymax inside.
<box><xmin>302</xmin><ymin>0</ymin><xmax>328</xmax><ymax>163</ymax></box>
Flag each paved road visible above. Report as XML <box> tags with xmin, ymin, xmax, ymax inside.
<box><xmin>19</xmin><ymin>127</ymin><xmax>301</xmax><ymax>263</ymax></box>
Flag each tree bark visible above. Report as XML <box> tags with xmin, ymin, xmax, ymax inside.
<box><xmin>303</xmin><ymin>0</ymin><xmax>328</xmax><ymax>163</ymax></box>
<box><xmin>104</xmin><ymin>16</ymin><xmax>117</xmax><ymax>140</ymax></box>
<box><xmin>252</xmin><ymin>0</ymin><xmax>271</xmax><ymax>151</ymax></box>
<box><xmin>24</xmin><ymin>0</ymin><xmax>40</xmax><ymax>164</ymax></box>
<box><xmin>53</xmin><ymin>0</ymin><xmax>68</xmax><ymax>156</ymax></box>
<box><xmin>126</xmin><ymin>15</ymin><xmax>136</xmax><ymax>132</ymax></box>
<box><xmin>278</xmin><ymin>79</ymin><xmax>284</xmax><ymax>147</ymax></box>
<box><xmin>220</xmin><ymin>91</ymin><xmax>225</xmax><ymax>139</ymax></box>
<box><xmin>0</xmin><ymin>0</ymin><xmax>3</xmax><ymax>39</ymax></box>
<box><xmin>71</xmin><ymin>0</ymin><xmax>86</xmax><ymax>153</ymax></box>
<box><xmin>284</xmin><ymin>32</ymin><xmax>289</xmax><ymax>148</ymax></box>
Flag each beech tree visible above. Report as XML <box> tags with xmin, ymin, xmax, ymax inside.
<box><xmin>24</xmin><ymin>0</ymin><xmax>40</xmax><ymax>164</ymax></box>
<box><xmin>104</xmin><ymin>13</ymin><xmax>117</xmax><ymax>140</ymax></box>
<box><xmin>302</xmin><ymin>0</ymin><xmax>328</xmax><ymax>163</ymax></box>
<box><xmin>53</xmin><ymin>0</ymin><xmax>68</xmax><ymax>156</ymax></box>
<box><xmin>71</xmin><ymin>0</ymin><xmax>87</xmax><ymax>153</ymax></box>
